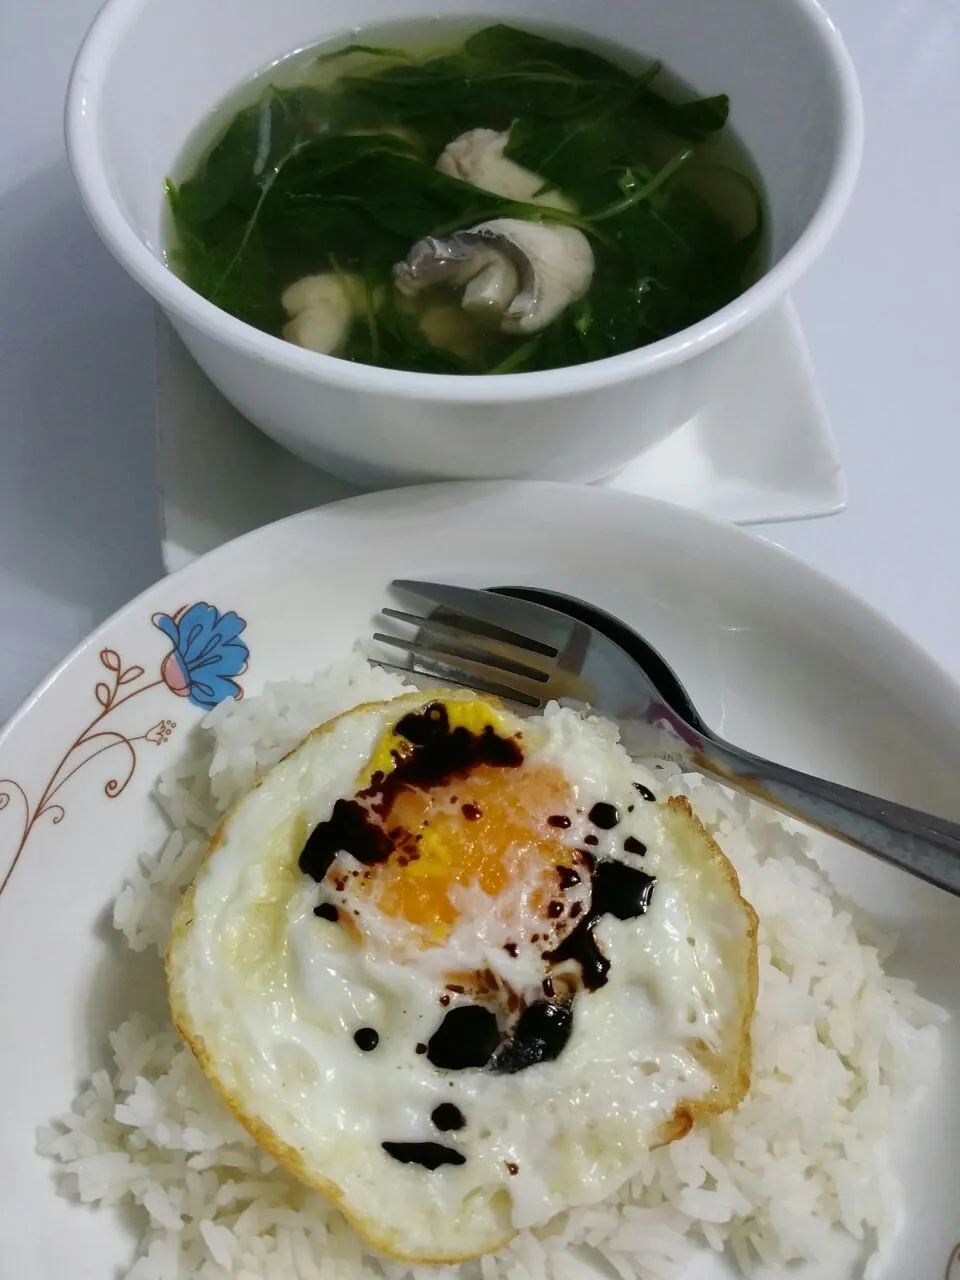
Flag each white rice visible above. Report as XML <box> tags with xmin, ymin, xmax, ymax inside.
<box><xmin>38</xmin><ymin>655</ymin><xmax>947</xmax><ymax>1280</ymax></box>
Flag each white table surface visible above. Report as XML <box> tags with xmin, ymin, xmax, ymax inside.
<box><xmin>1</xmin><ymin>0</ymin><xmax>958</xmax><ymax>727</ymax></box>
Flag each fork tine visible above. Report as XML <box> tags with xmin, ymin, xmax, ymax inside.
<box><xmin>391</xmin><ymin>580</ymin><xmax>560</xmax><ymax>655</ymax></box>
<box><xmin>370</xmin><ymin>655</ymin><xmax>543</xmax><ymax>709</ymax></box>
<box><xmin>372</xmin><ymin>634</ymin><xmax>547</xmax><ymax>707</ymax></box>
<box><xmin>380</xmin><ymin>608</ymin><xmax>556</xmax><ymax>679</ymax></box>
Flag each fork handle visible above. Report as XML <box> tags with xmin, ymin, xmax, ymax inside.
<box><xmin>698</xmin><ymin>738</ymin><xmax>960</xmax><ymax>897</ymax></box>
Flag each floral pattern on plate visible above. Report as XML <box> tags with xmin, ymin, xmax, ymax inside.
<box><xmin>0</xmin><ymin>601</ymin><xmax>248</xmax><ymax>896</ymax></box>
<box><xmin>153</xmin><ymin>602</ymin><xmax>249</xmax><ymax>710</ymax></box>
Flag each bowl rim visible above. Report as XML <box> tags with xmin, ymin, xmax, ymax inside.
<box><xmin>64</xmin><ymin>0</ymin><xmax>864</xmax><ymax>403</ymax></box>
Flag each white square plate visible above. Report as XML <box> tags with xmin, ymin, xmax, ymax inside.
<box><xmin>156</xmin><ymin>299</ymin><xmax>845</xmax><ymax>573</ymax></box>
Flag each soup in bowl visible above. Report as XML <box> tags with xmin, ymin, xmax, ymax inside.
<box><xmin>66</xmin><ymin>0</ymin><xmax>861</xmax><ymax>486</ymax></box>
<box><xmin>166</xmin><ymin>23</ymin><xmax>768</xmax><ymax>376</ymax></box>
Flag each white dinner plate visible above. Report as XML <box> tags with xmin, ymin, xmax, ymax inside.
<box><xmin>0</xmin><ymin>482</ymin><xmax>957</xmax><ymax>1280</ymax></box>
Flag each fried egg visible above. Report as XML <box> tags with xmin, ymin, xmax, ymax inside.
<box><xmin>167</xmin><ymin>690</ymin><xmax>758</xmax><ymax>1262</ymax></box>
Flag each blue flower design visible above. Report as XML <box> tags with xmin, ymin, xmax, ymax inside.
<box><xmin>152</xmin><ymin>603</ymin><xmax>249</xmax><ymax>711</ymax></box>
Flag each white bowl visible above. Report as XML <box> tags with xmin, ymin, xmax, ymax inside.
<box><xmin>65</xmin><ymin>0</ymin><xmax>862</xmax><ymax>487</ymax></box>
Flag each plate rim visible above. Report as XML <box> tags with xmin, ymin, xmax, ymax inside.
<box><xmin>5</xmin><ymin>481</ymin><xmax>958</xmax><ymax>760</ymax></box>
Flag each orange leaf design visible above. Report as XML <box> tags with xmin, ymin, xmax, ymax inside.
<box><xmin>99</xmin><ymin>649</ymin><xmax>121</xmax><ymax>672</ymax></box>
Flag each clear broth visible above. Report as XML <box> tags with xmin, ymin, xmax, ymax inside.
<box><xmin>167</xmin><ymin>20</ymin><xmax>769</xmax><ymax>375</ymax></box>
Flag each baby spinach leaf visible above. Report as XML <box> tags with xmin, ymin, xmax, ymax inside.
<box><xmin>169</xmin><ymin>201</ymin><xmax>284</xmax><ymax>332</ymax></box>
<box><xmin>591</xmin><ymin>148</ymin><xmax>693</xmax><ymax>222</ymax></box>
<box><xmin>632</xmin><ymin>89</ymin><xmax>730</xmax><ymax>141</ymax></box>
<box><xmin>506</xmin><ymin>113</ymin><xmax>633</xmax><ymax>192</ymax></box>
<box><xmin>464</xmin><ymin>24</ymin><xmax>633</xmax><ymax>86</ymax></box>
<box><xmin>174</xmin><ymin>88</ymin><xmax>328</xmax><ymax>226</ymax></box>
<box><xmin>173</xmin><ymin>109</ymin><xmax>264</xmax><ymax>227</ymax></box>
<box><xmin>314</xmin><ymin>43</ymin><xmax>412</xmax><ymax>64</ymax></box>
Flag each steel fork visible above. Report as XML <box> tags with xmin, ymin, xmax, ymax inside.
<box><xmin>373</xmin><ymin>578</ymin><xmax>960</xmax><ymax>897</ymax></box>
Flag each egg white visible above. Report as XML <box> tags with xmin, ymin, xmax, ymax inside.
<box><xmin>167</xmin><ymin>689</ymin><xmax>757</xmax><ymax>1262</ymax></box>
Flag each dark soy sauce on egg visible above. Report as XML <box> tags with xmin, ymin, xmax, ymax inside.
<box><xmin>588</xmin><ymin>802</ymin><xmax>619</xmax><ymax>829</ymax></box>
<box><xmin>592</xmin><ymin>861</ymin><xmax>656</xmax><ymax>919</ymax></box>
<box><xmin>546</xmin><ymin>921</ymin><xmax>611</xmax><ymax>991</ymax></box>
<box><xmin>298</xmin><ymin>702</ymin><xmax>523</xmax><ymax>882</ymax></box>
<box><xmin>431</xmin><ymin>1103</ymin><xmax>467</xmax><ymax>1131</ymax></box>
<box><xmin>491</xmin><ymin>1001</ymin><xmax>573</xmax><ymax>1074</ymax></box>
<box><xmin>382</xmin><ymin>1141</ymin><xmax>466</xmax><ymax>1169</ymax></box>
<box><xmin>427</xmin><ymin>1005</ymin><xmax>501</xmax><ymax>1070</ymax></box>
<box><xmin>546</xmin><ymin>856</ymin><xmax>656</xmax><ymax>990</ymax></box>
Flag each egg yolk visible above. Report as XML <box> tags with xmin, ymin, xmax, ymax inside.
<box><xmin>362</xmin><ymin>762</ymin><xmax>577</xmax><ymax>942</ymax></box>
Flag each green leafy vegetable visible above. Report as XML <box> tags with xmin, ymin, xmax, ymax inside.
<box><xmin>314</xmin><ymin>43</ymin><xmax>412</xmax><ymax>65</ymax></box>
<box><xmin>167</xmin><ymin>23</ymin><xmax>765</xmax><ymax>374</ymax></box>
